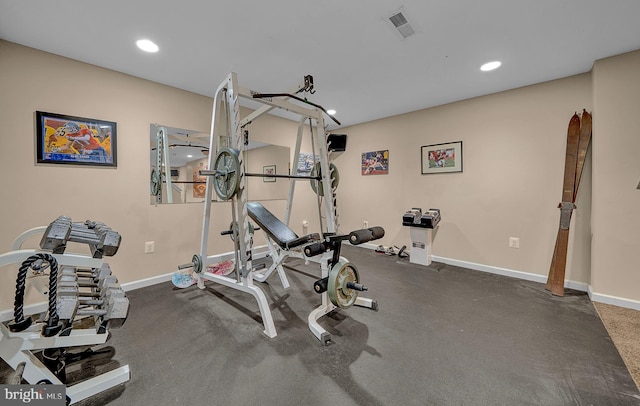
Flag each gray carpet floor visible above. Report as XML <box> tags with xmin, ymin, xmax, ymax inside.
<box><xmin>3</xmin><ymin>245</ymin><xmax>640</xmax><ymax>405</ymax></box>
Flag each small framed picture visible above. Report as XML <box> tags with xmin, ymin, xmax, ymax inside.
<box><xmin>421</xmin><ymin>141</ymin><xmax>462</xmax><ymax>174</ymax></box>
<box><xmin>263</xmin><ymin>165</ymin><xmax>276</xmax><ymax>182</ymax></box>
<box><xmin>36</xmin><ymin>111</ymin><xmax>117</xmax><ymax>167</ymax></box>
<box><xmin>361</xmin><ymin>150</ymin><xmax>389</xmax><ymax>175</ymax></box>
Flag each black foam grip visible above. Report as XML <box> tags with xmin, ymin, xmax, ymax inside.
<box><xmin>369</xmin><ymin>226</ymin><xmax>385</xmax><ymax>240</ymax></box>
<box><xmin>314</xmin><ymin>277</ymin><xmax>328</xmax><ymax>294</ymax></box>
<box><xmin>349</xmin><ymin>229</ymin><xmax>373</xmax><ymax>245</ymax></box>
<box><xmin>304</xmin><ymin>242</ymin><xmax>326</xmax><ymax>257</ymax></box>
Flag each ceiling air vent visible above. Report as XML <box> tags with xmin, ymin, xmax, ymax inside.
<box><xmin>388</xmin><ymin>9</ymin><xmax>415</xmax><ymax>39</ymax></box>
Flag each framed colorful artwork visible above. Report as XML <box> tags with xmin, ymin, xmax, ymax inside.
<box><xmin>361</xmin><ymin>150</ymin><xmax>389</xmax><ymax>175</ymax></box>
<box><xmin>36</xmin><ymin>111</ymin><xmax>117</xmax><ymax>167</ymax></box>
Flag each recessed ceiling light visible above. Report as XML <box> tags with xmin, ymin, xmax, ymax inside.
<box><xmin>186</xmin><ymin>154</ymin><xmax>193</xmax><ymax>158</ymax></box>
<box><xmin>480</xmin><ymin>61</ymin><xmax>501</xmax><ymax>72</ymax></box>
<box><xmin>327</xmin><ymin>109</ymin><xmax>336</xmax><ymax>115</ymax></box>
<box><xmin>136</xmin><ymin>39</ymin><xmax>159</xmax><ymax>53</ymax></box>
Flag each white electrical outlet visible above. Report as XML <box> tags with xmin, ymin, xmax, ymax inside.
<box><xmin>363</xmin><ymin>220</ymin><xmax>369</xmax><ymax>228</ymax></box>
<box><xmin>509</xmin><ymin>237</ymin><xmax>520</xmax><ymax>249</ymax></box>
<box><xmin>145</xmin><ymin>241</ymin><xmax>155</xmax><ymax>254</ymax></box>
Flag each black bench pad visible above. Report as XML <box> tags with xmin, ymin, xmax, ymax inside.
<box><xmin>247</xmin><ymin>202</ymin><xmax>319</xmax><ymax>250</ymax></box>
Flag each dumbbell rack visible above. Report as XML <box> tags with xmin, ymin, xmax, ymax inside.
<box><xmin>0</xmin><ymin>217</ymin><xmax>130</xmax><ymax>405</ymax></box>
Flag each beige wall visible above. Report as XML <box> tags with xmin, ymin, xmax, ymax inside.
<box><xmin>1</xmin><ymin>40</ymin><xmax>638</xmax><ymax>310</ymax></box>
<box><xmin>0</xmin><ymin>41</ymin><xmax>309</xmax><ymax>309</ymax></box>
<box><xmin>591</xmin><ymin>50</ymin><xmax>640</xmax><ymax>302</ymax></box>
<box><xmin>337</xmin><ymin>74</ymin><xmax>593</xmax><ymax>284</ymax></box>
<box><xmin>246</xmin><ymin>144</ymin><xmax>291</xmax><ymax>201</ymax></box>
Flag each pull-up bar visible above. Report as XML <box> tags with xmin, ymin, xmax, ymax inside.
<box><xmin>252</xmin><ymin>92</ymin><xmax>341</xmax><ymax>126</ymax></box>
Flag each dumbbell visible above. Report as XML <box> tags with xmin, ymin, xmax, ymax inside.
<box><xmin>75</xmin><ymin>264</ymin><xmax>113</xmax><ymax>282</ymax></box>
<box><xmin>69</xmin><ymin>221</ymin><xmax>121</xmax><ymax>258</ymax></box>
<box><xmin>56</xmin><ymin>281</ymin><xmax>80</xmax><ymax>321</ymax></box>
<box><xmin>75</xmin><ymin>285</ymin><xmax>129</xmax><ymax>327</ymax></box>
<box><xmin>65</xmin><ymin>263</ymin><xmax>112</xmax><ymax>279</ymax></box>
<box><xmin>56</xmin><ymin>279</ymin><xmax>111</xmax><ymax>321</ymax></box>
<box><xmin>99</xmin><ymin>286</ymin><xmax>129</xmax><ymax>328</ymax></box>
<box><xmin>62</xmin><ymin>267</ymin><xmax>117</xmax><ymax>290</ymax></box>
<box><xmin>39</xmin><ymin>216</ymin><xmax>72</xmax><ymax>253</ymax></box>
<box><xmin>40</xmin><ymin>217</ymin><xmax>121</xmax><ymax>258</ymax></box>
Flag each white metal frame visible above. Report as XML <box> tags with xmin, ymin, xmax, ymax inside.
<box><xmin>251</xmin><ymin>233</ymin><xmax>291</xmax><ymax>289</ymax></box>
<box><xmin>196</xmin><ymin>72</ymin><xmax>376</xmax><ymax>343</ymax></box>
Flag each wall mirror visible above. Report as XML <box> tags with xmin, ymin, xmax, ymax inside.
<box><xmin>150</xmin><ymin>124</ymin><xmax>290</xmax><ymax>204</ymax></box>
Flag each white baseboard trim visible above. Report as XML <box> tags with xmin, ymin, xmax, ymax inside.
<box><xmin>356</xmin><ymin>242</ymin><xmax>550</xmax><ymax>284</ymax></box>
<box><xmin>431</xmin><ymin>255</ymin><xmax>590</xmax><ymax>293</ymax></box>
<box><xmin>120</xmin><ymin>272</ymin><xmax>173</xmax><ymax>292</ymax></box>
<box><xmin>588</xmin><ymin>286</ymin><xmax>640</xmax><ymax>311</ymax></box>
<box><xmin>431</xmin><ymin>255</ymin><xmax>548</xmax><ymax>285</ymax></box>
<box><xmin>430</xmin><ymin>255</ymin><xmax>640</xmax><ymax>310</ymax></box>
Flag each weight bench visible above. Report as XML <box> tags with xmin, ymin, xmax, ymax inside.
<box><xmin>247</xmin><ymin>202</ymin><xmax>319</xmax><ymax>288</ymax></box>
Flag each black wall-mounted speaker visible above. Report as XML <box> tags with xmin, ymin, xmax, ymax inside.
<box><xmin>328</xmin><ymin>134</ymin><xmax>347</xmax><ymax>152</ymax></box>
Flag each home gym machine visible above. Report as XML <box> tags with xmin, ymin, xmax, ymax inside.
<box><xmin>178</xmin><ymin>72</ymin><xmax>383</xmax><ymax>344</ymax></box>
<box><xmin>0</xmin><ymin>216</ymin><xmax>130</xmax><ymax>404</ymax></box>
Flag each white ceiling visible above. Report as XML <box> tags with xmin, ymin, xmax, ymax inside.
<box><xmin>2</xmin><ymin>1</ymin><xmax>640</xmax><ymax>129</ymax></box>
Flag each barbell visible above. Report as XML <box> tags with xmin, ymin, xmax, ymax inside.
<box><xmin>198</xmin><ymin>148</ymin><xmax>340</xmax><ymax>201</ymax></box>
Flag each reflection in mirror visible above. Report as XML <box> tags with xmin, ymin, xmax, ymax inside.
<box><xmin>150</xmin><ymin>124</ymin><xmax>209</xmax><ymax>204</ymax></box>
<box><xmin>150</xmin><ymin>124</ymin><xmax>291</xmax><ymax>204</ymax></box>
<box><xmin>245</xmin><ymin>144</ymin><xmax>291</xmax><ymax>201</ymax></box>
